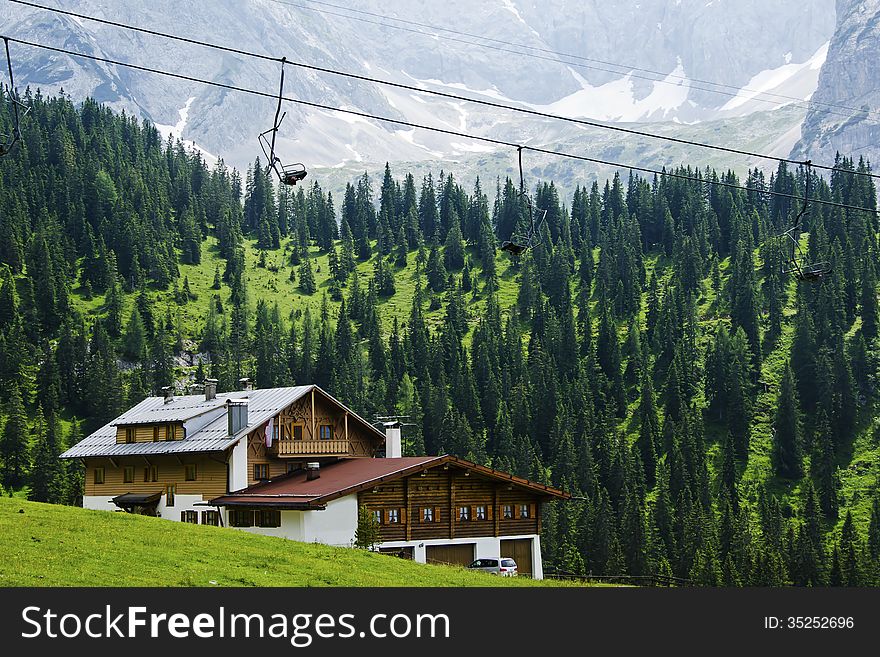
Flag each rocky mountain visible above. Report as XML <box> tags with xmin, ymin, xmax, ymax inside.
<box><xmin>0</xmin><ymin>0</ymin><xmax>838</xmax><ymax>177</ymax></box>
<box><xmin>792</xmin><ymin>0</ymin><xmax>880</xmax><ymax>166</ymax></box>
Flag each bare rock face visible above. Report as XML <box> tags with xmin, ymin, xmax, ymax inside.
<box><xmin>1</xmin><ymin>0</ymin><xmax>836</xmax><ymax>174</ymax></box>
<box><xmin>792</xmin><ymin>0</ymin><xmax>880</xmax><ymax>164</ymax></box>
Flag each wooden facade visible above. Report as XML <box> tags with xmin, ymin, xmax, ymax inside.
<box><xmin>247</xmin><ymin>388</ymin><xmax>382</xmax><ymax>486</ymax></box>
<box><xmin>89</xmin><ymin>387</ymin><xmax>386</xmax><ymax>495</ymax></box>
<box><xmin>83</xmin><ymin>455</ymin><xmax>227</xmax><ymax>498</ymax></box>
<box><xmin>357</xmin><ymin>466</ymin><xmax>543</xmax><ymax>544</ymax></box>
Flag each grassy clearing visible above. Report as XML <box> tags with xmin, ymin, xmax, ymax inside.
<box><xmin>0</xmin><ymin>497</ymin><xmax>590</xmax><ymax>587</ymax></box>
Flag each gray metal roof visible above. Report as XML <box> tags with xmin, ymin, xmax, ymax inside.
<box><xmin>60</xmin><ymin>386</ymin><xmax>313</xmax><ymax>459</ymax></box>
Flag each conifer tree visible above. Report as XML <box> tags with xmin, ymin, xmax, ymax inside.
<box><xmin>28</xmin><ymin>406</ymin><xmax>66</xmax><ymax>504</ymax></box>
<box><xmin>772</xmin><ymin>363</ymin><xmax>803</xmax><ymax>479</ymax></box>
<box><xmin>298</xmin><ymin>255</ymin><xmax>316</xmax><ymax>295</ymax></box>
<box><xmin>1</xmin><ymin>383</ymin><xmax>29</xmax><ymax>493</ymax></box>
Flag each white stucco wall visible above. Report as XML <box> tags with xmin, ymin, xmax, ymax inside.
<box><xmin>232</xmin><ymin>510</ymin><xmax>306</xmax><ymax>540</ymax></box>
<box><xmin>83</xmin><ymin>495</ymin><xmax>119</xmax><ymax>512</ymax></box>
<box><xmin>228</xmin><ymin>437</ymin><xmax>248</xmax><ymax>492</ymax></box>
<box><xmin>302</xmin><ymin>496</ymin><xmax>358</xmax><ymax>547</ymax></box>
<box><xmin>226</xmin><ymin>497</ymin><xmax>356</xmax><ymax>547</ymax></box>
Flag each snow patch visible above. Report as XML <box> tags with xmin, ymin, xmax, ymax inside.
<box><xmin>155</xmin><ymin>97</ymin><xmax>216</xmax><ymax>163</ymax></box>
<box><xmin>533</xmin><ymin>61</ymin><xmax>691</xmax><ymax>122</ymax></box>
<box><xmin>156</xmin><ymin>96</ymin><xmax>195</xmax><ymax>142</ymax></box>
<box><xmin>720</xmin><ymin>42</ymin><xmax>828</xmax><ymax>113</ymax></box>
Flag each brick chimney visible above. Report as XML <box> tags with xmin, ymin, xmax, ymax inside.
<box><xmin>162</xmin><ymin>386</ymin><xmax>174</xmax><ymax>404</ymax></box>
<box><xmin>239</xmin><ymin>377</ymin><xmax>253</xmax><ymax>391</ymax></box>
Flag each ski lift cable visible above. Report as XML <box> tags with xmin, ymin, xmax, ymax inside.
<box><xmin>4</xmin><ymin>34</ymin><xmax>879</xmax><ymax>217</ymax></box>
<box><xmin>10</xmin><ymin>0</ymin><xmax>880</xmax><ymax>182</ymax></box>
<box><xmin>268</xmin><ymin>0</ymin><xmax>877</xmax><ymax>123</ymax></box>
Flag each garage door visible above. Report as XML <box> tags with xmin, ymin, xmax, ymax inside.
<box><xmin>501</xmin><ymin>539</ymin><xmax>533</xmax><ymax>577</ymax></box>
<box><xmin>425</xmin><ymin>543</ymin><xmax>475</xmax><ymax>567</ymax></box>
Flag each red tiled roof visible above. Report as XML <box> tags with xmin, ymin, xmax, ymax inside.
<box><xmin>209</xmin><ymin>455</ymin><xmax>569</xmax><ymax>508</ymax></box>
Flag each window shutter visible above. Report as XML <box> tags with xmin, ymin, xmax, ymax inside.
<box><xmin>433</xmin><ymin>506</ymin><xmax>440</xmax><ymax>523</ymax></box>
<box><xmin>487</xmin><ymin>504</ymin><xmax>494</xmax><ymax>520</ymax></box>
<box><xmin>180</xmin><ymin>511</ymin><xmax>185</xmax><ymax>522</ymax></box>
<box><xmin>400</xmin><ymin>508</ymin><xmax>407</xmax><ymax>524</ymax></box>
<box><xmin>529</xmin><ymin>503</ymin><xmax>536</xmax><ymax>519</ymax></box>
<box><xmin>470</xmin><ymin>505</ymin><xmax>475</xmax><ymax>520</ymax></box>
<box><xmin>383</xmin><ymin>509</ymin><xmax>390</xmax><ymax>524</ymax></box>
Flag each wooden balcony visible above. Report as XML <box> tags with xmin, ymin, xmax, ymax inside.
<box><xmin>270</xmin><ymin>439</ymin><xmax>350</xmax><ymax>457</ymax></box>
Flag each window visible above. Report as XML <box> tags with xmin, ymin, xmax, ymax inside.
<box><xmin>180</xmin><ymin>510</ymin><xmax>198</xmax><ymax>524</ymax></box>
<box><xmin>422</xmin><ymin>507</ymin><xmax>435</xmax><ymax>523</ymax></box>
<box><xmin>144</xmin><ymin>465</ymin><xmax>158</xmax><ymax>482</ymax></box>
<box><xmin>520</xmin><ymin>504</ymin><xmax>530</xmax><ymax>519</ymax></box>
<box><xmin>153</xmin><ymin>426</ymin><xmax>160</xmax><ymax>442</ymax></box>
<box><xmin>319</xmin><ymin>424</ymin><xmax>333</xmax><ymax>440</ymax></box>
<box><xmin>372</xmin><ymin>509</ymin><xmax>382</xmax><ymax>525</ymax></box>
<box><xmin>286</xmin><ymin>462</ymin><xmax>299</xmax><ymax>474</ymax></box>
<box><xmin>166</xmin><ymin>484</ymin><xmax>176</xmax><ymax>507</ymax></box>
<box><xmin>94</xmin><ymin>467</ymin><xmax>105</xmax><ymax>485</ymax></box>
<box><xmin>229</xmin><ymin>509</ymin><xmax>254</xmax><ymax>527</ymax></box>
<box><xmin>201</xmin><ymin>511</ymin><xmax>221</xmax><ymax>527</ymax></box>
<box><xmin>458</xmin><ymin>506</ymin><xmax>470</xmax><ymax>521</ymax></box>
<box><xmin>293</xmin><ymin>424</ymin><xmax>304</xmax><ymax>440</ymax></box>
<box><xmin>184</xmin><ymin>464</ymin><xmax>197</xmax><ymax>481</ymax></box>
<box><xmin>254</xmin><ymin>463</ymin><xmax>270</xmax><ymax>481</ymax></box>
<box><xmin>503</xmin><ymin>504</ymin><xmax>513</xmax><ymax>519</ymax></box>
<box><xmin>387</xmin><ymin>508</ymin><xmax>400</xmax><ymax>524</ymax></box>
<box><xmin>256</xmin><ymin>510</ymin><xmax>281</xmax><ymax>528</ymax></box>
<box><xmin>164</xmin><ymin>424</ymin><xmax>177</xmax><ymax>441</ymax></box>
<box><xmin>475</xmin><ymin>505</ymin><xmax>487</xmax><ymax>521</ymax></box>
<box><xmin>123</xmin><ymin>466</ymin><xmax>135</xmax><ymax>484</ymax></box>
<box><xmin>125</xmin><ymin>427</ymin><xmax>135</xmax><ymax>443</ymax></box>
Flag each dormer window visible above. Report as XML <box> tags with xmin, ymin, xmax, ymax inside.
<box><xmin>125</xmin><ymin>427</ymin><xmax>135</xmax><ymax>443</ymax></box>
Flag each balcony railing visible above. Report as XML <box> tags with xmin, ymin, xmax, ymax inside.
<box><xmin>270</xmin><ymin>439</ymin><xmax>350</xmax><ymax>457</ymax></box>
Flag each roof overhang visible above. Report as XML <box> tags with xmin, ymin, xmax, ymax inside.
<box><xmin>111</xmin><ymin>491</ymin><xmax>163</xmax><ymax>507</ymax></box>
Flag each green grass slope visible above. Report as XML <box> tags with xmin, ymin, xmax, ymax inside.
<box><xmin>0</xmin><ymin>498</ymin><xmax>577</xmax><ymax>587</ymax></box>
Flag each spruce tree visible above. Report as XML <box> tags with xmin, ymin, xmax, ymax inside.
<box><xmin>772</xmin><ymin>363</ymin><xmax>803</xmax><ymax>479</ymax></box>
<box><xmin>1</xmin><ymin>384</ymin><xmax>29</xmax><ymax>493</ymax></box>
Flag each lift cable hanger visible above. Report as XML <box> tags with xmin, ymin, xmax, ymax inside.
<box><xmin>258</xmin><ymin>57</ymin><xmax>307</xmax><ymax>186</ymax></box>
<box><xmin>777</xmin><ymin>160</ymin><xmax>831</xmax><ymax>282</ymax></box>
<box><xmin>500</xmin><ymin>146</ymin><xmax>548</xmax><ymax>256</ymax></box>
<box><xmin>0</xmin><ymin>37</ymin><xmax>29</xmax><ymax>157</ymax></box>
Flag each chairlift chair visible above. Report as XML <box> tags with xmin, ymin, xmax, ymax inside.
<box><xmin>260</xmin><ymin>57</ymin><xmax>307</xmax><ymax>186</ymax></box>
<box><xmin>776</xmin><ymin>160</ymin><xmax>831</xmax><ymax>282</ymax></box>
<box><xmin>500</xmin><ymin>147</ymin><xmax>547</xmax><ymax>256</ymax></box>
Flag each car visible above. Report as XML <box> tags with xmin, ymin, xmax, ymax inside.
<box><xmin>466</xmin><ymin>557</ymin><xmax>518</xmax><ymax>576</ymax></box>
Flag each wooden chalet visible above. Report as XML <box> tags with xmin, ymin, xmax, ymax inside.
<box><xmin>61</xmin><ymin>383</ymin><xmax>568</xmax><ymax>578</ymax></box>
